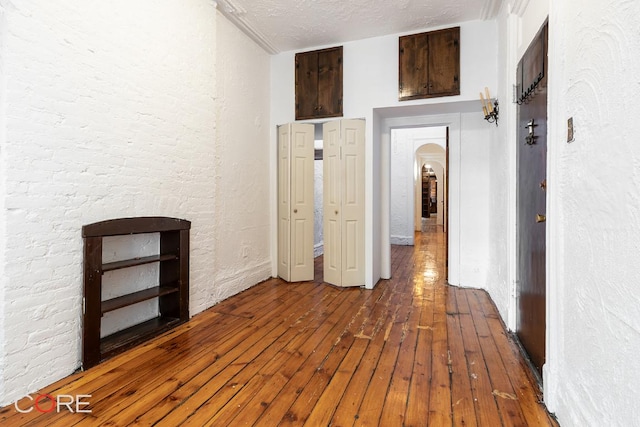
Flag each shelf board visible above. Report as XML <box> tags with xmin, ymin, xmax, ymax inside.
<box><xmin>102</xmin><ymin>254</ymin><xmax>178</xmax><ymax>272</ymax></box>
<box><xmin>100</xmin><ymin>316</ymin><xmax>184</xmax><ymax>360</ymax></box>
<box><xmin>101</xmin><ymin>285</ymin><xmax>179</xmax><ymax>314</ymax></box>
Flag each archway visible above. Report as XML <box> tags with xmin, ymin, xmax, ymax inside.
<box><xmin>415</xmin><ymin>143</ymin><xmax>446</xmax><ymax>232</ymax></box>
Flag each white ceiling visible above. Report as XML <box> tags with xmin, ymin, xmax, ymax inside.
<box><xmin>217</xmin><ymin>0</ymin><xmax>502</xmax><ymax>54</ymax></box>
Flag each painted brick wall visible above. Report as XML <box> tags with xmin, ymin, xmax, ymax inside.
<box><xmin>547</xmin><ymin>1</ymin><xmax>640</xmax><ymax>425</ymax></box>
<box><xmin>213</xmin><ymin>11</ymin><xmax>272</xmax><ymax>303</ymax></box>
<box><xmin>0</xmin><ymin>0</ymin><xmax>270</xmax><ymax>405</ymax></box>
<box><xmin>0</xmin><ymin>0</ymin><xmax>8</xmax><ymax>402</ymax></box>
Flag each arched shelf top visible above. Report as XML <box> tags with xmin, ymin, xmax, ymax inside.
<box><xmin>82</xmin><ymin>216</ymin><xmax>191</xmax><ymax>237</ymax></box>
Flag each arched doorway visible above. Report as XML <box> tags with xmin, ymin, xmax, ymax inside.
<box><xmin>415</xmin><ymin>143</ymin><xmax>446</xmax><ymax>233</ymax></box>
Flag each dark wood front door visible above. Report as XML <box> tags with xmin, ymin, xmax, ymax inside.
<box><xmin>516</xmin><ymin>21</ymin><xmax>548</xmax><ymax>376</ymax></box>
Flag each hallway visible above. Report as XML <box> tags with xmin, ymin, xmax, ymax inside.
<box><xmin>0</xmin><ymin>227</ymin><xmax>557</xmax><ymax>426</ymax></box>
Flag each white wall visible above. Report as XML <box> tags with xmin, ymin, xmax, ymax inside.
<box><xmin>0</xmin><ymin>1</ymin><xmax>271</xmax><ymax>406</ymax></box>
<box><xmin>0</xmin><ymin>0</ymin><xmax>7</xmax><ymax>402</ymax></box>
<box><xmin>545</xmin><ymin>0</ymin><xmax>640</xmax><ymax>425</ymax></box>
<box><xmin>458</xmin><ymin>112</ymin><xmax>493</xmax><ymax>287</ymax></box>
<box><xmin>492</xmin><ymin>1</ymin><xmax>640</xmax><ymax>426</ymax></box>
<box><xmin>390</xmin><ymin>128</ymin><xmax>418</xmax><ymax>245</ymax></box>
<box><xmin>214</xmin><ymin>10</ymin><xmax>272</xmax><ymax>302</ymax></box>
<box><xmin>270</xmin><ymin>19</ymin><xmax>498</xmax><ymax>288</ymax></box>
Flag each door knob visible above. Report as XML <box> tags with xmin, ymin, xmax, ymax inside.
<box><xmin>536</xmin><ymin>214</ymin><xmax>546</xmax><ymax>223</ymax></box>
<box><xmin>335</xmin><ymin>210</ymin><xmax>339</xmax><ymax>215</ymax></box>
<box><xmin>293</xmin><ymin>209</ymin><xmax>298</xmax><ymax>213</ymax></box>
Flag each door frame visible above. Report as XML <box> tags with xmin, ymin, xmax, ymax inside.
<box><xmin>378</xmin><ymin>112</ymin><xmax>462</xmax><ymax>286</ymax></box>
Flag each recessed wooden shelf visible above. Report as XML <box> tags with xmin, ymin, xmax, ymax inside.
<box><xmin>100</xmin><ymin>316</ymin><xmax>182</xmax><ymax>360</ymax></box>
<box><xmin>101</xmin><ymin>285</ymin><xmax>179</xmax><ymax>314</ymax></box>
<box><xmin>102</xmin><ymin>254</ymin><xmax>178</xmax><ymax>273</ymax></box>
<box><xmin>82</xmin><ymin>216</ymin><xmax>190</xmax><ymax>369</ymax></box>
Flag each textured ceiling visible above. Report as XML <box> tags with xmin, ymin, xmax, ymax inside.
<box><xmin>217</xmin><ymin>0</ymin><xmax>502</xmax><ymax>53</ymax></box>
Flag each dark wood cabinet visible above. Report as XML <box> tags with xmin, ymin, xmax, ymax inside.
<box><xmin>295</xmin><ymin>46</ymin><xmax>343</xmax><ymax>120</ymax></box>
<box><xmin>399</xmin><ymin>27</ymin><xmax>460</xmax><ymax>101</ymax></box>
<box><xmin>82</xmin><ymin>217</ymin><xmax>190</xmax><ymax>369</ymax></box>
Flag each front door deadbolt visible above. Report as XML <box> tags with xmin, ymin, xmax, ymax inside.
<box><xmin>525</xmin><ymin>119</ymin><xmax>537</xmax><ymax>145</ymax></box>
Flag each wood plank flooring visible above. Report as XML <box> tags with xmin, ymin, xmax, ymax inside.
<box><xmin>0</xmin><ymin>226</ymin><xmax>559</xmax><ymax>426</ymax></box>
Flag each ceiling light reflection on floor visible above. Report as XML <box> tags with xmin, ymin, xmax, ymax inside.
<box><xmin>423</xmin><ymin>270</ymin><xmax>439</xmax><ymax>280</ymax></box>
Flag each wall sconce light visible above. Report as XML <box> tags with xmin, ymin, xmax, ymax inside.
<box><xmin>480</xmin><ymin>87</ymin><xmax>499</xmax><ymax>126</ymax></box>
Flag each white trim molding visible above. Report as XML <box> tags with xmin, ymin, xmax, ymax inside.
<box><xmin>481</xmin><ymin>0</ymin><xmax>503</xmax><ymax>20</ymax></box>
<box><xmin>510</xmin><ymin>0</ymin><xmax>532</xmax><ymax>17</ymax></box>
<box><xmin>217</xmin><ymin>0</ymin><xmax>279</xmax><ymax>54</ymax></box>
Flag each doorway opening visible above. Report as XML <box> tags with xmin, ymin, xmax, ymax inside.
<box><xmin>421</xmin><ymin>165</ymin><xmax>437</xmax><ymax>219</ymax></box>
<box><xmin>389</xmin><ymin>126</ymin><xmax>448</xmax><ymax>246</ymax></box>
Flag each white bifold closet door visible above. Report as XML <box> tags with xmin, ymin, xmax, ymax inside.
<box><xmin>277</xmin><ymin>123</ymin><xmax>315</xmax><ymax>282</ymax></box>
<box><xmin>323</xmin><ymin>119</ymin><xmax>365</xmax><ymax>287</ymax></box>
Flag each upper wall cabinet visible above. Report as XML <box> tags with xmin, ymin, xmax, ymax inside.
<box><xmin>399</xmin><ymin>27</ymin><xmax>460</xmax><ymax>101</ymax></box>
<box><xmin>295</xmin><ymin>46</ymin><xmax>343</xmax><ymax>120</ymax></box>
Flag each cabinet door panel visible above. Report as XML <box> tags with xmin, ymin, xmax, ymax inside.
<box><xmin>399</xmin><ymin>33</ymin><xmax>429</xmax><ymax>100</ymax></box>
<box><xmin>296</xmin><ymin>47</ymin><xmax>342</xmax><ymax>120</ymax></box>
<box><xmin>318</xmin><ymin>47</ymin><xmax>343</xmax><ymax>118</ymax></box>
<box><xmin>399</xmin><ymin>27</ymin><xmax>459</xmax><ymax>100</ymax></box>
<box><xmin>428</xmin><ymin>27</ymin><xmax>460</xmax><ymax>96</ymax></box>
<box><xmin>295</xmin><ymin>52</ymin><xmax>319</xmax><ymax>120</ymax></box>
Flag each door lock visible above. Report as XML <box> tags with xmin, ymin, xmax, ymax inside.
<box><xmin>525</xmin><ymin>119</ymin><xmax>537</xmax><ymax>145</ymax></box>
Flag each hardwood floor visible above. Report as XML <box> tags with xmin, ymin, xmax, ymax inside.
<box><xmin>0</xmin><ymin>227</ymin><xmax>558</xmax><ymax>426</ymax></box>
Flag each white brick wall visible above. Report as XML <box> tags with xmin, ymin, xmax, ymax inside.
<box><xmin>211</xmin><ymin>11</ymin><xmax>272</xmax><ymax>305</ymax></box>
<box><xmin>0</xmin><ymin>0</ymin><xmax>271</xmax><ymax>405</ymax></box>
<box><xmin>0</xmin><ymin>0</ymin><xmax>8</xmax><ymax>402</ymax></box>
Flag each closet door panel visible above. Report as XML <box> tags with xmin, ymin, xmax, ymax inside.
<box><xmin>290</xmin><ymin>124</ymin><xmax>314</xmax><ymax>282</ymax></box>
<box><xmin>323</xmin><ymin>121</ymin><xmax>342</xmax><ymax>286</ymax></box>
<box><xmin>278</xmin><ymin>123</ymin><xmax>314</xmax><ymax>282</ymax></box>
<box><xmin>277</xmin><ymin>125</ymin><xmax>292</xmax><ymax>281</ymax></box>
<box><xmin>340</xmin><ymin>119</ymin><xmax>365</xmax><ymax>287</ymax></box>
